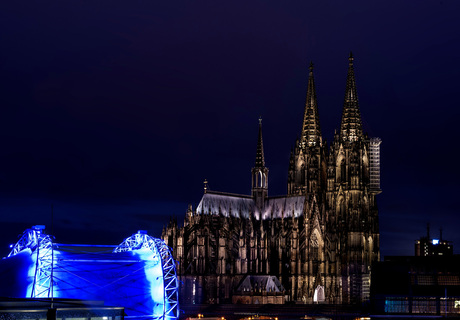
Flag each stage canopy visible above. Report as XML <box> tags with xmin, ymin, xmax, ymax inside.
<box><xmin>0</xmin><ymin>226</ymin><xmax>179</xmax><ymax>320</ymax></box>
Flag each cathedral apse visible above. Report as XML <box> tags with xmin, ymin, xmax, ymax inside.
<box><xmin>163</xmin><ymin>54</ymin><xmax>381</xmax><ymax>305</ymax></box>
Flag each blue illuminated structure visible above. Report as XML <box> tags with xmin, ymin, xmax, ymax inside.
<box><xmin>3</xmin><ymin>227</ymin><xmax>179</xmax><ymax>320</ymax></box>
<box><xmin>8</xmin><ymin>225</ymin><xmax>54</xmax><ymax>298</ymax></box>
<box><xmin>114</xmin><ymin>231</ymin><xmax>179</xmax><ymax>320</ymax></box>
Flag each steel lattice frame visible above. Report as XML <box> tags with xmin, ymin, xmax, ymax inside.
<box><xmin>114</xmin><ymin>231</ymin><xmax>179</xmax><ymax>320</ymax></box>
<box><xmin>8</xmin><ymin>226</ymin><xmax>54</xmax><ymax>298</ymax></box>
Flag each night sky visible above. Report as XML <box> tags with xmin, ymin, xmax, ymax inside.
<box><xmin>0</xmin><ymin>1</ymin><xmax>459</xmax><ymax>258</ymax></box>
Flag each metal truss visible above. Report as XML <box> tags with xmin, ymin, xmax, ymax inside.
<box><xmin>113</xmin><ymin>230</ymin><xmax>158</xmax><ymax>254</ymax></box>
<box><xmin>114</xmin><ymin>231</ymin><xmax>179</xmax><ymax>320</ymax></box>
<box><xmin>8</xmin><ymin>225</ymin><xmax>54</xmax><ymax>298</ymax></box>
<box><xmin>152</xmin><ymin>237</ymin><xmax>179</xmax><ymax>320</ymax></box>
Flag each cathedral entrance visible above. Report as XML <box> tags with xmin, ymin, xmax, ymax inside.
<box><xmin>313</xmin><ymin>285</ymin><xmax>325</xmax><ymax>303</ymax></box>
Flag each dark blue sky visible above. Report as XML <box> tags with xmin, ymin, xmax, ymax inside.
<box><xmin>0</xmin><ymin>1</ymin><xmax>459</xmax><ymax>258</ymax></box>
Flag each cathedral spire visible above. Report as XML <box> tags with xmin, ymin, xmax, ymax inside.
<box><xmin>340</xmin><ymin>52</ymin><xmax>363</xmax><ymax>142</ymax></box>
<box><xmin>300</xmin><ymin>62</ymin><xmax>322</xmax><ymax>149</ymax></box>
<box><xmin>255</xmin><ymin>117</ymin><xmax>265</xmax><ymax>168</ymax></box>
<box><xmin>252</xmin><ymin>118</ymin><xmax>268</xmax><ymax>207</ymax></box>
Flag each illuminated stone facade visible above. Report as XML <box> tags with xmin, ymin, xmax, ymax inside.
<box><xmin>163</xmin><ymin>54</ymin><xmax>381</xmax><ymax>305</ymax></box>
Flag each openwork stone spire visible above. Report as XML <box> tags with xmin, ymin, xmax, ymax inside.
<box><xmin>255</xmin><ymin>117</ymin><xmax>265</xmax><ymax>167</ymax></box>
<box><xmin>300</xmin><ymin>62</ymin><xmax>322</xmax><ymax>149</ymax></box>
<box><xmin>340</xmin><ymin>52</ymin><xmax>363</xmax><ymax>142</ymax></box>
<box><xmin>252</xmin><ymin>117</ymin><xmax>268</xmax><ymax>207</ymax></box>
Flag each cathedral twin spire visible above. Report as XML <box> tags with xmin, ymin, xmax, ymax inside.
<box><xmin>340</xmin><ymin>52</ymin><xmax>363</xmax><ymax>142</ymax></box>
<box><xmin>287</xmin><ymin>54</ymin><xmax>367</xmax><ymax>196</ymax></box>
<box><xmin>300</xmin><ymin>62</ymin><xmax>322</xmax><ymax>149</ymax></box>
<box><xmin>263</xmin><ymin>54</ymin><xmax>366</xmax><ymax>197</ymax></box>
<box><xmin>299</xmin><ymin>53</ymin><xmax>364</xmax><ymax>146</ymax></box>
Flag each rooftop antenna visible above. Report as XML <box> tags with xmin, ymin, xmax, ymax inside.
<box><xmin>440</xmin><ymin>227</ymin><xmax>443</xmax><ymax>241</ymax></box>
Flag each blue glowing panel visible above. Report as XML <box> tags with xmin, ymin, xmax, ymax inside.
<box><xmin>2</xmin><ymin>228</ymin><xmax>178</xmax><ymax>320</ymax></box>
<box><xmin>432</xmin><ymin>239</ymin><xmax>439</xmax><ymax>245</ymax></box>
<box><xmin>51</xmin><ymin>248</ymin><xmax>163</xmax><ymax>317</ymax></box>
<box><xmin>0</xmin><ymin>248</ymin><xmax>164</xmax><ymax>318</ymax></box>
<box><xmin>0</xmin><ymin>250</ymin><xmax>33</xmax><ymax>298</ymax></box>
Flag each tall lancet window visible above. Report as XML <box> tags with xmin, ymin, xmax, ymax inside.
<box><xmin>301</xmin><ymin>164</ymin><xmax>306</xmax><ymax>185</ymax></box>
<box><xmin>340</xmin><ymin>160</ymin><xmax>346</xmax><ymax>183</ymax></box>
<box><xmin>311</xmin><ymin>233</ymin><xmax>319</xmax><ymax>275</ymax></box>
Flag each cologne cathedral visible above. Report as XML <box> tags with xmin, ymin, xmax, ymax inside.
<box><xmin>163</xmin><ymin>54</ymin><xmax>382</xmax><ymax>305</ymax></box>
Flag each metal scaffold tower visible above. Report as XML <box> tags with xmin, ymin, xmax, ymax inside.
<box><xmin>369</xmin><ymin>137</ymin><xmax>382</xmax><ymax>193</ymax></box>
<box><xmin>114</xmin><ymin>230</ymin><xmax>179</xmax><ymax>320</ymax></box>
<box><xmin>8</xmin><ymin>225</ymin><xmax>54</xmax><ymax>298</ymax></box>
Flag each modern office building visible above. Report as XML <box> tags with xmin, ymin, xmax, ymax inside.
<box><xmin>372</xmin><ymin>255</ymin><xmax>460</xmax><ymax>316</ymax></box>
<box><xmin>415</xmin><ymin>225</ymin><xmax>453</xmax><ymax>257</ymax></box>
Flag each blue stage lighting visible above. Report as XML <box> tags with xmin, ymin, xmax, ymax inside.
<box><xmin>1</xmin><ymin>227</ymin><xmax>179</xmax><ymax>320</ymax></box>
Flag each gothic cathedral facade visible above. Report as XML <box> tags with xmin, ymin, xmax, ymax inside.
<box><xmin>163</xmin><ymin>54</ymin><xmax>381</xmax><ymax>305</ymax></box>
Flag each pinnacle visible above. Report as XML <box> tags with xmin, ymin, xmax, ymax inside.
<box><xmin>255</xmin><ymin>118</ymin><xmax>265</xmax><ymax>168</ymax></box>
<box><xmin>300</xmin><ymin>61</ymin><xmax>322</xmax><ymax>148</ymax></box>
<box><xmin>340</xmin><ymin>53</ymin><xmax>363</xmax><ymax>142</ymax></box>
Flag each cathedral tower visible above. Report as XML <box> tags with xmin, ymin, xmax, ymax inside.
<box><xmin>328</xmin><ymin>53</ymin><xmax>380</xmax><ymax>303</ymax></box>
<box><xmin>252</xmin><ymin>118</ymin><xmax>268</xmax><ymax>210</ymax></box>
<box><xmin>288</xmin><ymin>63</ymin><xmax>325</xmax><ymax>197</ymax></box>
<box><xmin>340</xmin><ymin>52</ymin><xmax>363</xmax><ymax>142</ymax></box>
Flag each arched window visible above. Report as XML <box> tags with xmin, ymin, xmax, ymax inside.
<box><xmin>336</xmin><ymin>155</ymin><xmax>344</xmax><ymax>183</ymax></box>
<box><xmin>311</xmin><ymin>232</ymin><xmax>319</xmax><ymax>275</ymax></box>
<box><xmin>337</xmin><ymin>197</ymin><xmax>346</xmax><ymax>220</ymax></box>
<box><xmin>301</xmin><ymin>164</ymin><xmax>306</xmax><ymax>185</ymax></box>
<box><xmin>362</xmin><ymin>153</ymin><xmax>369</xmax><ymax>181</ymax></box>
<box><xmin>340</xmin><ymin>159</ymin><xmax>346</xmax><ymax>183</ymax></box>
<box><xmin>368</xmin><ymin>236</ymin><xmax>374</xmax><ymax>265</ymax></box>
